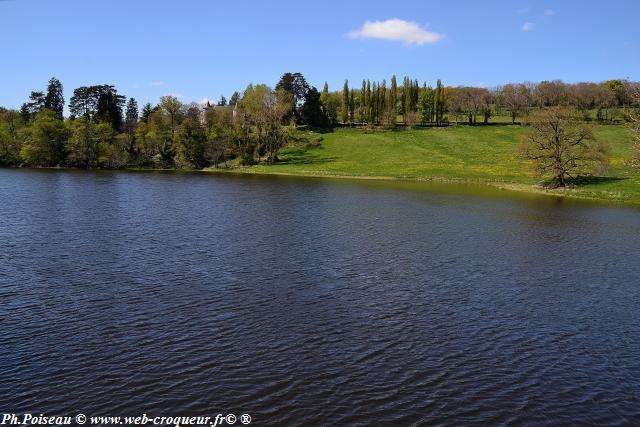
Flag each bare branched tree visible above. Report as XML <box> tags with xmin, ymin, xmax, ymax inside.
<box><xmin>519</xmin><ymin>108</ymin><xmax>609</xmax><ymax>187</ymax></box>
<box><xmin>627</xmin><ymin>85</ymin><xmax>640</xmax><ymax>169</ymax></box>
<box><xmin>497</xmin><ymin>84</ymin><xmax>531</xmax><ymax>124</ymax></box>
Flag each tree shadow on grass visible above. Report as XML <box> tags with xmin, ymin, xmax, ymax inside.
<box><xmin>543</xmin><ymin>176</ymin><xmax>629</xmax><ymax>187</ymax></box>
<box><xmin>276</xmin><ymin>147</ymin><xmax>337</xmax><ymax>166</ymax></box>
<box><xmin>297</xmin><ymin>125</ymin><xmax>335</xmax><ymax>134</ymax></box>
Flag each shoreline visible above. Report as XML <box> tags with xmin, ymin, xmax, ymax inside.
<box><xmin>202</xmin><ymin>167</ymin><xmax>640</xmax><ymax>207</ymax></box>
<box><xmin>4</xmin><ymin>165</ymin><xmax>639</xmax><ymax>207</ymax></box>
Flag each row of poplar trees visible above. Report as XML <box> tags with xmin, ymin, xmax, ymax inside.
<box><xmin>340</xmin><ymin>76</ymin><xmax>446</xmax><ymax>126</ymax></box>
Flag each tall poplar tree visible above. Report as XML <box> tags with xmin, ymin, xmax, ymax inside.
<box><xmin>434</xmin><ymin>79</ymin><xmax>445</xmax><ymax>125</ymax></box>
<box><xmin>366</xmin><ymin>80</ymin><xmax>372</xmax><ymax>123</ymax></box>
<box><xmin>360</xmin><ymin>80</ymin><xmax>366</xmax><ymax>123</ymax></box>
<box><xmin>420</xmin><ymin>83</ymin><xmax>435</xmax><ymax>124</ymax></box>
<box><xmin>341</xmin><ymin>80</ymin><xmax>349</xmax><ymax>124</ymax></box>
<box><xmin>349</xmin><ymin>89</ymin><xmax>355</xmax><ymax>123</ymax></box>
<box><xmin>390</xmin><ymin>75</ymin><xmax>398</xmax><ymax>117</ymax></box>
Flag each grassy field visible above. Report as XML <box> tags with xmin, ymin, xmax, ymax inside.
<box><xmin>208</xmin><ymin>124</ymin><xmax>640</xmax><ymax>205</ymax></box>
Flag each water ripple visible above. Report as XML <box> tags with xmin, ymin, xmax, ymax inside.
<box><xmin>1</xmin><ymin>169</ymin><xmax>640</xmax><ymax>425</ymax></box>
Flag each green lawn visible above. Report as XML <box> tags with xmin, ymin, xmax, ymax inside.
<box><xmin>209</xmin><ymin>124</ymin><xmax>640</xmax><ymax>205</ymax></box>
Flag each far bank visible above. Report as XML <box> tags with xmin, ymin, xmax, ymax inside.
<box><xmin>204</xmin><ymin>125</ymin><xmax>640</xmax><ymax>205</ymax></box>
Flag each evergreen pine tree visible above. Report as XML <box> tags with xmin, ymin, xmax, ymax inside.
<box><xmin>125</xmin><ymin>98</ymin><xmax>139</xmax><ymax>128</ymax></box>
<box><xmin>44</xmin><ymin>77</ymin><xmax>65</xmax><ymax>120</ymax></box>
<box><xmin>141</xmin><ymin>102</ymin><xmax>153</xmax><ymax>123</ymax></box>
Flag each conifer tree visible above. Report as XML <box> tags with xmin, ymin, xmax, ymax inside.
<box><xmin>44</xmin><ymin>77</ymin><xmax>64</xmax><ymax>120</ymax></box>
<box><xmin>141</xmin><ymin>102</ymin><xmax>153</xmax><ymax>123</ymax></box>
<box><xmin>125</xmin><ymin>98</ymin><xmax>139</xmax><ymax>130</ymax></box>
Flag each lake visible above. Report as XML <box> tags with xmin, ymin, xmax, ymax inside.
<box><xmin>1</xmin><ymin>168</ymin><xmax>639</xmax><ymax>426</ymax></box>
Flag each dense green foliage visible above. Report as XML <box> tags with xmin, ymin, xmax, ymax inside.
<box><xmin>239</xmin><ymin>125</ymin><xmax>640</xmax><ymax>204</ymax></box>
<box><xmin>1</xmin><ymin>74</ymin><xmax>639</xmax><ymax>204</ymax></box>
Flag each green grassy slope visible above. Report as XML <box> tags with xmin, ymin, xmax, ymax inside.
<box><xmin>213</xmin><ymin>124</ymin><xmax>640</xmax><ymax>204</ymax></box>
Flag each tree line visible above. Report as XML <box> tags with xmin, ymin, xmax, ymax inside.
<box><xmin>0</xmin><ymin>74</ymin><xmax>639</xmax><ymax>171</ymax></box>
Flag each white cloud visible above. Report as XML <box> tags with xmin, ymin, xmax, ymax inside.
<box><xmin>150</xmin><ymin>81</ymin><xmax>164</xmax><ymax>87</ymax></box>
<box><xmin>522</xmin><ymin>22</ymin><xmax>535</xmax><ymax>31</ymax></box>
<box><xmin>543</xmin><ymin>9</ymin><xmax>554</xmax><ymax>16</ymax></box>
<box><xmin>518</xmin><ymin>7</ymin><xmax>532</xmax><ymax>14</ymax></box>
<box><xmin>346</xmin><ymin>19</ymin><xmax>443</xmax><ymax>46</ymax></box>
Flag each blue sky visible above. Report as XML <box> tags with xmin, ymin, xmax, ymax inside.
<box><xmin>1</xmin><ymin>0</ymin><xmax>639</xmax><ymax>109</ymax></box>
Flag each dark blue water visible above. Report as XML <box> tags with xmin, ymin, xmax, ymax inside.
<box><xmin>1</xmin><ymin>169</ymin><xmax>639</xmax><ymax>426</ymax></box>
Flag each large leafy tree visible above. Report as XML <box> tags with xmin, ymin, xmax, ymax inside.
<box><xmin>44</xmin><ymin>77</ymin><xmax>65</xmax><ymax>120</ymax></box>
<box><xmin>241</xmin><ymin>84</ymin><xmax>289</xmax><ymax>164</ymax></box>
<box><xmin>497</xmin><ymin>83</ymin><xmax>531</xmax><ymax>124</ymax></box>
<box><xmin>69</xmin><ymin>85</ymin><xmax>125</xmax><ymax>131</ymax></box>
<box><xmin>67</xmin><ymin>118</ymin><xmax>101</xmax><ymax>168</ymax></box>
<box><xmin>141</xmin><ymin>109</ymin><xmax>174</xmax><ymax>167</ymax></box>
<box><xmin>301</xmin><ymin>87</ymin><xmax>327</xmax><ymax>128</ymax></box>
<box><xmin>20</xmin><ymin>110</ymin><xmax>68</xmax><ymax>166</ymax></box>
<box><xmin>0</xmin><ymin>109</ymin><xmax>25</xmax><ymax>165</ymax></box>
<box><xmin>158</xmin><ymin>95</ymin><xmax>183</xmax><ymax>141</ymax></box>
<box><xmin>67</xmin><ymin>119</ymin><xmax>124</xmax><ymax>169</ymax></box>
<box><xmin>275</xmin><ymin>72</ymin><xmax>310</xmax><ymax>123</ymax></box>
<box><xmin>176</xmin><ymin>113</ymin><xmax>207</xmax><ymax>168</ymax></box>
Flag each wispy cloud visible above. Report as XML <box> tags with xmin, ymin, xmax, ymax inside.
<box><xmin>150</xmin><ymin>81</ymin><xmax>164</xmax><ymax>87</ymax></box>
<box><xmin>522</xmin><ymin>22</ymin><xmax>535</xmax><ymax>32</ymax></box>
<box><xmin>346</xmin><ymin>19</ymin><xmax>444</xmax><ymax>46</ymax></box>
<box><xmin>518</xmin><ymin>7</ymin><xmax>532</xmax><ymax>14</ymax></box>
<box><xmin>543</xmin><ymin>9</ymin><xmax>555</xmax><ymax>16</ymax></box>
